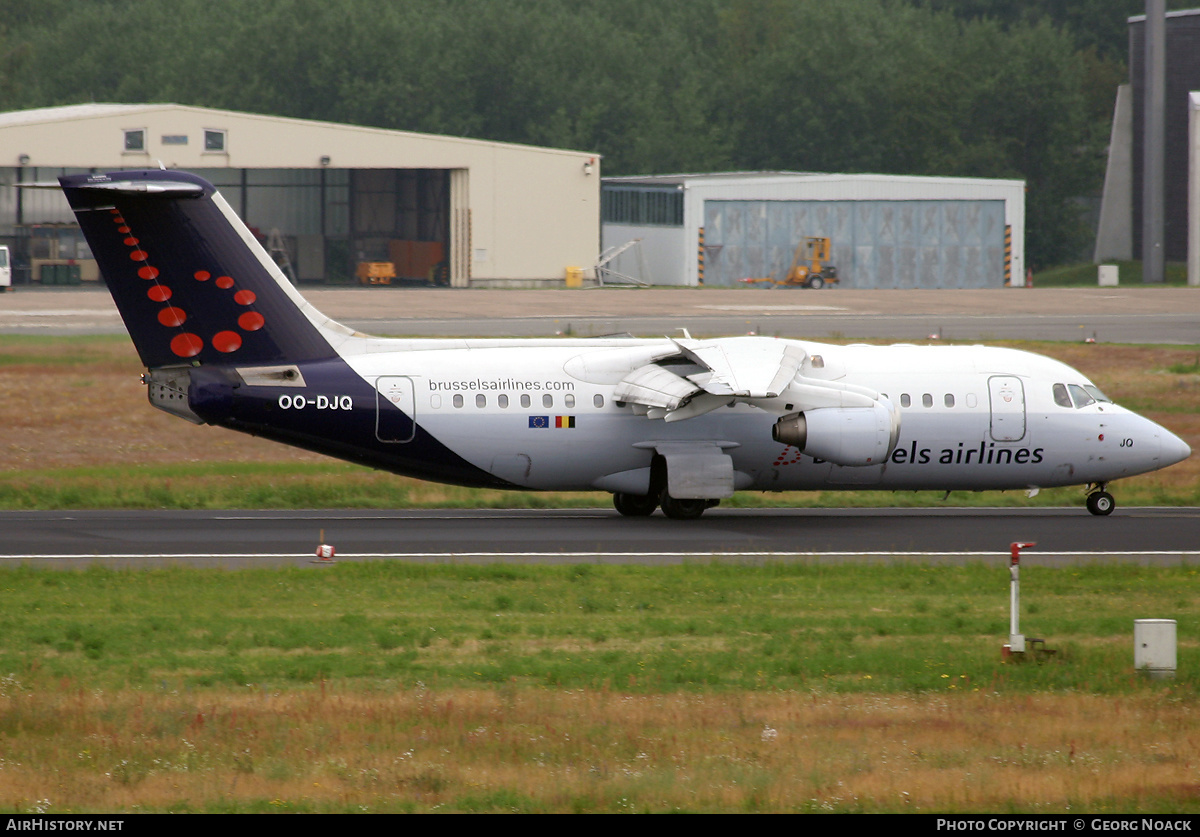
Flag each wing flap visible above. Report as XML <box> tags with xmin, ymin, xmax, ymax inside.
<box><xmin>674</xmin><ymin>338</ymin><xmax>805</xmax><ymax>398</ymax></box>
<box><xmin>612</xmin><ymin>363</ymin><xmax>702</xmax><ymax>411</ymax></box>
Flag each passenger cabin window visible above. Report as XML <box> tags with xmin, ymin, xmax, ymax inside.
<box><xmin>922</xmin><ymin>393</ymin><xmax>933</xmax><ymax>408</ymax></box>
<box><xmin>521</xmin><ymin>394</ymin><xmax>531</xmax><ymax>408</ymax></box>
<box><xmin>543</xmin><ymin>394</ymin><xmax>553</xmax><ymax>408</ymax></box>
<box><xmin>900</xmin><ymin>394</ymin><xmax>911</xmax><ymax>408</ymax></box>
<box><xmin>1053</xmin><ymin>383</ymin><xmax>1072</xmax><ymax>408</ymax></box>
<box><xmin>453</xmin><ymin>394</ymin><xmax>463</xmax><ymax>408</ymax></box>
<box><xmin>593</xmin><ymin>394</ymin><xmax>604</xmax><ymax>408</ymax></box>
<box><xmin>476</xmin><ymin>394</ymin><xmax>486</xmax><ymax>408</ymax></box>
<box><xmin>944</xmin><ymin>394</ymin><xmax>955</xmax><ymax>408</ymax></box>
<box><xmin>430</xmin><ymin>394</ymin><xmax>442</xmax><ymax>409</ymax></box>
<box><xmin>498</xmin><ymin>394</ymin><xmax>509</xmax><ymax>409</ymax></box>
<box><xmin>565</xmin><ymin>394</ymin><xmax>575</xmax><ymax>408</ymax></box>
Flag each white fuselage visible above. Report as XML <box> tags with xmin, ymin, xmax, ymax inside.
<box><xmin>336</xmin><ymin>336</ymin><xmax>1188</xmax><ymax>494</ymax></box>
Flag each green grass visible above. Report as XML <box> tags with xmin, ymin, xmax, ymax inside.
<box><xmin>1033</xmin><ymin>260</ymin><xmax>1190</xmax><ymax>287</ymax></box>
<box><xmin>2</xmin><ymin>560</ymin><xmax>1198</xmax><ymax>812</ymax></box>
<box><xmin>0</xmin><ymin>561</ymin><xmax>1194</xmax><ymax>694</ymax></box>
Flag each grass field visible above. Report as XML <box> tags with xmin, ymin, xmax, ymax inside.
<box><xmin>0</xmin><ymin>335</ymin><xmax>1197</xmax><ymax>813</ymax></box>
<box><xmin>0</xmin><ymin>562</ymin><xmax>1197</xmax><ymax>813</ymax></box>
<box><xmin>1032</xmin><ymin>261</ymin><xmax>1191</xmax><ymax>287</ymax></box>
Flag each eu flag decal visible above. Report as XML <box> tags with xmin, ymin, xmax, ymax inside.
<box><xmin>555</xmin><ymin>415</ymin><xmax>576</xmax><ymax>428</ymax></box>
<box><xmin>528</xmin><ymin>416</ymin><xmax>549</xmax><ymax>429</ymax></box>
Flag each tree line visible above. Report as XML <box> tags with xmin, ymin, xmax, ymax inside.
<box><xmin>0</xmin><ymin>0</ymin><xmax>1169</xmax><ymax>266</ymax></box>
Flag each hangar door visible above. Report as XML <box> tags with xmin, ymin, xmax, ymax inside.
<box><xmin>352</xmin><ymin>169</ymin><xmax>469</xmax><ymax>287</ymax></box>
<box><xmin>193</xmin><ymin>167</ymin><xmax>469</xmax><ymax>286</ymax></box>
<box><xmin>703</xmin><ymin>200</ymin><xmax>1006</xmax><ymax>289</ymax></box>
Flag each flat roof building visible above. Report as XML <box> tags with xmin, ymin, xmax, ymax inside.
<box><xmin>0</xmin><ymin>104</ymin><xmax>600</xmax><ymax>287</ymax></box>
<box><xmin>602</xmin><ymin>172</ymin><xmax>1025</xmax><ymax>289</ymax></box>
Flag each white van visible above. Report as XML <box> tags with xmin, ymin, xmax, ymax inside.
<box><xmin>0</xmin><ymin>246</ymin><xmax>9</xmax><ymax>291</ymax></box>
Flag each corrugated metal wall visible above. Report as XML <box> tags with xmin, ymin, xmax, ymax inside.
<box><xmin>703</xmin><ymin>199</ymin><xmax>1007</xmax><ymax>289</ymax></box>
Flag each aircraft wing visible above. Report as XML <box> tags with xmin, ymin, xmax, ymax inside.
<box><xmin>614</xmin><ymin>336</ymin><xmax>805</xmax><ymax>422</ymax></box>
<box><xmin>672</xmin><ymin>337</ymin><xmax>805</xmax><ymax>398</ymax></box>
<box><xmin>612</xmin><ymin>336</ymin><xmax>895</xmax><ymax>424</ymax></box>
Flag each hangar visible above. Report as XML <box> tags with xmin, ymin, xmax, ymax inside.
<box><xmin>0</xmin><ymin>103</ymin><xmax>600</xmax><ymax>288</ymax></box>
<box><xmin>602</xmin><ymin>172</ymin><xmax>1026</xmax><ymax>289</ymax></box>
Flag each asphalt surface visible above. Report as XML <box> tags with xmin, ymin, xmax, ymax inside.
<box><xmin>1</xmin><ymin>507</ymin><xmax>1197</xmax><ymax>569</ymax></box>
<box><xmin>1</xmin><ymin>285</ymin><xmax>1198</xmax><ymax>342</ymax></box>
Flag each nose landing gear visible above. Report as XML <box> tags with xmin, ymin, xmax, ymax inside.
<box><xmin>1085</xmin><ymin>483</ymin><xmax>1115</xmax><ymax>516</ymax></box>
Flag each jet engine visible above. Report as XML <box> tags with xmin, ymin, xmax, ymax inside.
<box><xmin>772</xmin><ymin>402</ymin><xmax>900</xmax><ymax>466</ymax></box>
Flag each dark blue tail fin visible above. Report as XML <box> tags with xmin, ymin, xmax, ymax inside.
<box><xmin>60</xmin><ymin>170</ymin><xmax>340</xmax><ymax>369</ymax></box>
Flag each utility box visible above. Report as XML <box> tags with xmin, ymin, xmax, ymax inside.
<box><xmin>1098</xmin><ymin>265</ymin><xmax>1119</xmax><ymax>286</ymax></box>
<box><xmin>565</xmin><ymin>266</ymin><xmax>584</xmax><ymax>288</ymax></box>
<box><xmin>1134</xmin><ymin>619</ymin><xmax>1176</xmax><ymax>679</ymax></box>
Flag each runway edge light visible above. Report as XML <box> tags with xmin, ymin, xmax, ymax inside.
<box><xmin>312</xmin><ymin>528</ymin><xmax>336</xmax><ymax>564</ymax></box>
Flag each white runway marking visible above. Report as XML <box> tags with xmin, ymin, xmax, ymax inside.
<box><xmin>5</xmin><ymin>550</ymin><xmax>1199</xmax><ymax>561</ymax></box>
<box><xmin>695</xmin><ymin>304</ymin><xmax>847</xmax><ymax>312</ymax></box>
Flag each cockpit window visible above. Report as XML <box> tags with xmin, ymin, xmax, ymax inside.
<box><xmin>1068</xmin><ymin>384</ymin><xmax>1095</xmax><ymax>408</ymax></box>
<box><xmin>1083</xmin><ymin>385</ymin><xmax>1111</xmax><ymax>404</ymax></box>
<box><xmin>1052</xmin><ymin>383</ymin><xmax>1072</xmax><ymax>408</ymax></box>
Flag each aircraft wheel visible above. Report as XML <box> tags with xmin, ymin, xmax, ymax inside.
<box><xmin>660</xmin><ymin>494</ymin><xmax>710</xmax><ymax>520</ymax></box>
<box><xmin>808</xmin><ymin>275</ymin><xmax>824</xmax><ymax>290</ymax></box>
<box><xmin>613</xmin><ymin>492</ymin><xmax>658</xmax><ymax>517</ymax></box>
<box><xmin>1086</xmin><ymin>491</ymin><xmax>1115</xmax><ymax>516</ymax></box>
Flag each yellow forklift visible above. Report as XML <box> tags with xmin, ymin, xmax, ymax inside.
<box><xmin>738</xmin><ymin>237</ymin><xmax>839</xmax><ymax>289</ymax></box>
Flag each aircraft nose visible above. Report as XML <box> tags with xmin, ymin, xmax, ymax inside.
<box><xmin>1158</xmin><ymin>427</ymin><xmax>1192</xmax><ymax>467</ymax></box>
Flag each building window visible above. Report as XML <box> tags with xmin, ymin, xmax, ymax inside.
<box><xmin>204</xmin><ymin>129</ymin><xmax>227</xmax><ymax>152</ymax></box>
<box><xmin>601</xmin><ymin>186</ymin><xmax>684</xmax><ymax>227</ymax></box>
<box><xmin>124</xmin><ymin>129</ymin><xmax>145</xmax><ymax>152</ymax></box>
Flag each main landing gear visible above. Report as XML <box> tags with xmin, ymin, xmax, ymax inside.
<box><xmin>1085</xmin><ymin>483</ymin><xmax>1115</xmax><ymax>516</ymax></box>
<box><xmin>612</xmin><ymin>492</ymin><xmax>720</xmax><ymax>520</ymax></box>
<box><xmin>612</xmin><ymin>491</ymin><xmax>658</xmax><ymax>517</ymax></box>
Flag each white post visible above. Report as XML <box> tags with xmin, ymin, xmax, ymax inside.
<box><xmin>1008</xmin><ymin>542</ymin><xmax>1035</xmax><ymax>653</ymax></box>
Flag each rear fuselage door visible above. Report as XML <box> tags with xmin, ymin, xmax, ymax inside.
<box><xmin>988</xmin><ymin>375</ymin><xmax>1026</xmax><ymax>442</ymax></box>
<box><xmin>376</xmin><ymin>376</ymin><xmax>416</xmax><ymax>443</ymax></box>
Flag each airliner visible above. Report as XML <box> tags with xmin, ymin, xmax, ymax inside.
<box><xmin>59</xmin><ymin>170</ymin><xmax>1191</xmax><ymax>519</ymax></box>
